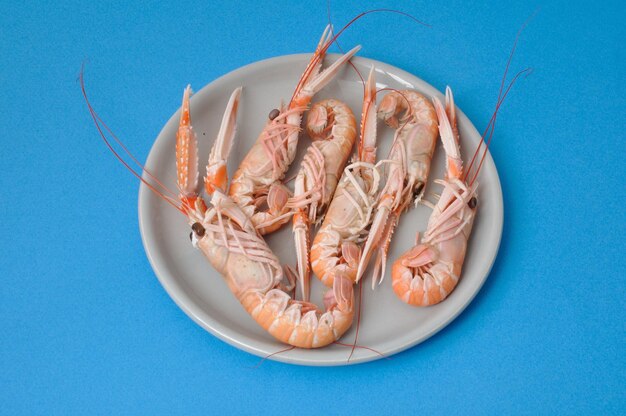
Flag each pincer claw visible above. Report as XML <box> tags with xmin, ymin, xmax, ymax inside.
<box><xmin>205</xmin><ymin>87</ymin><xmax>242</xmax><ymax>195</ymax></box>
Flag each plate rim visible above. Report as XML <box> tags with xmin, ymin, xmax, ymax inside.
<box><xmin>138</xmin><ymin>53</ymin><xmax>504</xmax><ymax>366</ymax></box>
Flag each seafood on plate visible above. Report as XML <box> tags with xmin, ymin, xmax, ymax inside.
<box><xmin>356</xmin><ymin>89</ymin><xmax>439</xmax><ymax>287</ymax></box>
<box><xmin>291</xmin><ymin>97</ymin><xmax>358</xmax><ymax>302</ymax></box>
<box><xmin>82</xmin><ymin>10</ymin><xmax>529</xmax><ymax>351</ymax></box>
<box><xmin>390</xmin><ymin>88</ymin><xmax>477</xmax><ymax>306</ymax></box>
<box><xmin>310</xmin><ymin>68</ymin><xmax>383</xmax><ymax>288</ymax></box>
<box><xmin>176</xmin><ymin>85</ymin><xmax>355</xmax><ymax>348</ymax></box>
<box><xmin>228</xmin><ymin>26</ymin><xmax>361</xmax><ymax>235</ymax></box>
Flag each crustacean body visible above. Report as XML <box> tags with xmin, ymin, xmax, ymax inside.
<box><xmin>310</xmin><ymin>68</ymin><xmax>382</xmax><ymax>288</ymax></box>
<box><xmin>176</xmin><ymin>84</ymin><xmax>355</xmax><ymax>348</ymax></box>
<box><xmin>228</xmin><ymin>26</ymin><xmax>361</xmax><ymax>235</ymax></box>
<box><xmin>356</xmin><ymin>89</ymin><xmax>439</xmax><ymax>287</ymax></box>
<box><xmin>291</xmin><ymin>98</ymin><xmax>358</xmax><ymax>301</ymax></box>
<box><xmin>391</xmin><ymin>88</ymin><xmax>477</xmax><ymax>306</ymax></box>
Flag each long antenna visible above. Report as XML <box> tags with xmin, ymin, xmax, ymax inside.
<box><xmin>464</xmin><ymin>11</ymin><xmax>537</xmax><ymax>183</ymax></box>
<box><xmin>80</xmin><ymin>66</ymin><xmax>185</xmax><ymax>214</ymax></box>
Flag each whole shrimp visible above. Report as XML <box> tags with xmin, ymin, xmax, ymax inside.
<box><xmin>356</xmin><ymin>89</ymin><xmax>439</xmax><ymax>287</ymax></box>
<box><xmin>391</xmin><ymin>88</ymin><xmax>476</xmax><ymax>306</ymax></box>
<box><xmin>226</xmin><ymin>26</ymin><xmax>361</xmax><ymax>235</ymax></box>
<box><xmin>176</xmin><ymin>87</ymin><xmax>355</xmax><ymax>348</ymax></box>
<box><xmin>310</xmin><ymin>68</ymin><xmax>382</xmax><ymax>287</ymax></box>
<box><xmin>291</xmin><ymin>98</ymin><xmax>357</xmax><ymax>302</ymax></box>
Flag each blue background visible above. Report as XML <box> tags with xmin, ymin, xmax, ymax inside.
<box><xmin>1</xmin><ymin>0</ymin><xmax>624</xmax><ymax>414</ymax></box>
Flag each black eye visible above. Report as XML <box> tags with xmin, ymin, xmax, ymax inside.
<box><xmin>268</xmin><ymin>108</ymin><xmax>280</xmax><ymax>120</ymax></box>
<box><xmin>192</xmin><ymin>222</ymin><xmax>205</xmax><ymax>237</ymax></box>
<box><xmin>413</xmin><ymin>182</ymin><xmax>424</xmax><ymax>198</ymax></box>
<box><xmin>189</xmin><ymin>232</ymin><xmax>193</xmax><ymax>241</ymax></box>
<box><xmin>468</xmin><ymin>197</ymin><xmax>477</xmax><ymax>209</ymax></box>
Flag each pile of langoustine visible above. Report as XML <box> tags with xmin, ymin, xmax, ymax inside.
<box><xmin>173</xmin><ymin>26</ymin><xmax>483</xmax><ymax>349</ymax></box>
<box><xmin>82</xmin><ymin>23</ymin><xmax>526</xmax><ymax>350</ymax></box>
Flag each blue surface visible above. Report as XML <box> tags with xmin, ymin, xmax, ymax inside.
<box><xmin>1</xmin><ymin>0</ymin><xmax>624</xmax><ymax>414</ymax></box>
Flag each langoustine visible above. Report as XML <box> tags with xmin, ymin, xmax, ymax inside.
<box><xmin>391</xmin><ymin>88</ymin><xmax>476</xmax><ymax>306</ymax></box>
<box><xmin>177</xmin><ymin>85</ymin><xmax>356</xmax><ymax>348</ymax></box>
<box><xmin>291</xmin><ymin>98</ymin><xmax>358</xmax><ymax>302</ymax></box>
<box><xmin>228</xmin><ymin>26</ymin><xmax>361</xmax><ymax>235</ymax></box>
<box><xmin>356</xmin><ymin>89</ymin><xmax>439</xmax><ymax>287</ymax></box>
<box><xmin>310</xmin><ymin>67</ymin><xmax>382</xmax><ymax>287</ymax></box>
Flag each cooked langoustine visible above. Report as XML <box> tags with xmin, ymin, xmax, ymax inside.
<box><xmin>227</xmin><ymin>26</ymin><xmax>361</xmax><ymax>235</ymax></box>
<box><xmin>310</xmin><ymin>68</ymin><xmax>382</xmax><ymax>287</ymax></box>
<box><xmin>291</xmin><ymin>98</ymin><xmax>357</xmax><ymax>301</ymax></box>
<box><xmin>188</xmin><ymin>192</ymin><xmax>354</xmax><ymax>348</ymax></box>
<box><xmin>391</xmin><ymin>88</ymin><xmax>476</xmax><ymax>306</ymax></box>
<box><xmin>176</xmin><ymin>86</ymin><xmax>354</xmax><ymax>348</ymax></box>
<box><xmin>356</xmin><ymin>89</ymin><xmax>439</xmax><ymax>287</ymax></box>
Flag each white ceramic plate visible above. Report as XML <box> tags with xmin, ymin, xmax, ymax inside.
<box><xmin>138</xmin><ymin>54</ymin><xmax>503</xmax><ymax>366</ymax></box>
